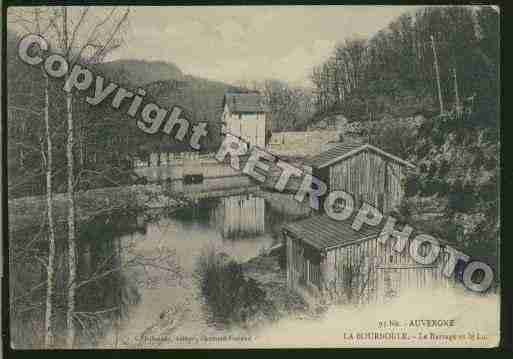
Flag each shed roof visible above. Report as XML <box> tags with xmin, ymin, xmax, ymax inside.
<box><xmin>305</xmin><ymin>141</ymin><xmax>415</xmax><ymax>169</ymax></box>
<box><xmin>223</xmin><ymin>92</ymin><xmax>270</xmax><ymax>113</ymax></box>
<box><xmin>284</xmin><ymin>214</ymin><xmax>464</xmax><ymax>254</ymax></box>
<box><xmin>283</xmin><ymin>215</ymin><xmax>382</xmax><ymax>251</ymax></box>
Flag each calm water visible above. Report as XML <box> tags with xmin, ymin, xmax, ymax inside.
<box><xmin>10</xmin><ymin>191</ymin><xmax>311</xmax><ymax>348</ymax></box>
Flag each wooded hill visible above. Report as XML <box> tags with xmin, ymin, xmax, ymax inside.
<box><xmin>309</xmin><ymin>6</ymin><xmax>499</xmax><ymax>129</ymax></box>
<box><xmin>7</xmin><ymin>32</ymin><xmax>241</xmax><ymax>198</ymax></box>
<box><xmin>96</xmin><ymin>59</ymin><xmax>184</xmax><ymax>86</ymax></box>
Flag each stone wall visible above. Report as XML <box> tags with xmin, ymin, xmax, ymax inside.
<box><xmin>267</xmin><ymin>130</ymin><xmax>340</xmax><ymax>157</ymax></box>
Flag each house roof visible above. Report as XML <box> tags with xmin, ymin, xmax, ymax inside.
<box><xmin>305</xmin><ymin>141</ymin><xmax>415</xmax><ymax>169</ymax></box>
<box><xmin>223</xmin><ymin>92</ymin><xmax>270</xmax><ymax>113</ymax></box>
<box><xmin>283</xmin><ymin>215</ymin><xmax>382</xmax><ymax>251</ymax></box>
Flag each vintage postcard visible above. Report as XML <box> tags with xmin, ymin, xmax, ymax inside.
<box><xmin>5</xmin><ymin>5</ymin><xmax>500</xmax><ymax>349</ymax></box>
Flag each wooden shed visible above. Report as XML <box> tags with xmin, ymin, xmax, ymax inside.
<box><xmin>305</xmin><ymin>141</ymin><xmax>415</xmax><ymax>214</ymax></box>
<box><xmin>283</xmin><ymin>215</ymin><xmax>455</xmax><ymax>304</ymax></box>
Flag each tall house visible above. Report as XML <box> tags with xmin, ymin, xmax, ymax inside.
<box><xmin>221</xmin><ymin>92</ymin><xmax>269</xmax><ymax>148</ymax></box>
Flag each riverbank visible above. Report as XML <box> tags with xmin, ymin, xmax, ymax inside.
<box><xmin>239</xmin><ymin>250</ymin><xmax>329</xmax><ymax>327</ymax></box>
<box><xmin>241</xmin><ymin>252</ymin><xmax>309</xmax><ymax>318</ymax></box>
<box><xmin>8</xmin><ymin>181</ymin><xmax>265</xmax><ymax>233</ymax></box>
<box><xmin>8</xmin><ymin>184</ymin><xmax>188</xmax><ymax>233</ymax></box>
<box><xmin>195</xmin><ymin>245</ymin><xmax>324</xmax><ymax>332</ymax></box>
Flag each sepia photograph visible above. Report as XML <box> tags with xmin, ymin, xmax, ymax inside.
<box><xmin>4</xmin><ymin>4</ymin><xmax>500</xmax><ymax>349</ymax></box>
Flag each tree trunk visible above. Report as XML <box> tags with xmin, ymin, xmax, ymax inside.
<box><xmin>61</xmin><ymin>7</ymin><xmax>77</xmax><ymax>348</ymax></box>
<box><xmin>43</xmin><ymin>73</ymin><xmax>56</xmax><ymax>348</ymax></box>
<box><xmin>431</xmin><ymin>35</ymin><xmax>445</xmax><ymax>115</ymax></box>
<box><xmin>79</xmin><ymin>131</ymin><xmax>85</xmax><ymax>169</ymax></box>
<box><xmin>65</xmin><ymin>90</ymin><xmax>76</xmax><ymax>348</ymax></box>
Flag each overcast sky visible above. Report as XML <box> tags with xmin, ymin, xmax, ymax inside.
<box><xmin>109</xmin><ymin>6</ymin><xmax>421</xmax><ymax>86</ymax></box>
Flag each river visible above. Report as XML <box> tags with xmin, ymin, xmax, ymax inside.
<box><xmin>10</xmin><ymin>191</ymin><xmax>311</xmax><ymax>348</ymax></box>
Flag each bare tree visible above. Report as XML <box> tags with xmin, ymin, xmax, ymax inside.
<box><xmin>43</xmin><ymin>6</ymin><xmax>130</xmax><ymax>348</ymax></box>
<box><xmin>262</xmin><ymin>79</ymin><xmax>311</xmax><ymax>131</ymax></box>
<box><xmin>8</xmin><ymin>7</ymin><xmax>58</xmax><ymax>347</ymax></box>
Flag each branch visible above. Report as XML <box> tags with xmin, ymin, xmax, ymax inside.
<box><xmin>17</xmin><ymin>301</ymin><xmax>45</xmax><ymax>314</ymax></box>
<box><xmin>74</xmin><ymin>248</ymin><xmax>181</xmax><ymax>291</ymax></box>
<box><xmin>73</xmin><ymin>168</ymin><xmax>126</xmax><ymax>189</ymax></box>
<box><xmin>12</xmin><ymin>141</ymin><xmax>42</xmax><ymax>155</ymax></box>
<box><xmin>34</xmin><ymin>254</ymin><xmax>49</xmax><ymax>270</ymax></box>
<box><xmin>47</xmin><ymin>9</ymin><xmax>64</xmax><ymax>51</ymax></box>
<box><xmin>8</xmin><ymin>166</ymin><xmax>66</xmax><ymax>191</ymax></box>
<box><xmin>75</xmin><ymin>307</ymin><xmax>119</xmax><ymax>316</ymax></box>
<box><xmin>67</xmin><ymin>7</ymin><xmax>90</xmax><ymax>56</ymax></box>
<box><xmin>73</xmin><ymin>8</ymin><xmax>117</xmax><ymax>63</ymax></box>
<box><xmin>73</xmin><ymin>261</ymin><xmax>131</xmax><ymax>290</ymax></box>
<box><xmin>11</xmin><ymin>281</ymin><xmax>47</xmax><ymax>304</ymax></box>
<box><xmin>9</xmin><ymin>106</ymin><xmax>42</xmax><ymax>116</ymax></box>
<box><xmin>86</xmin><ymin>8</ymin><xmax>129</xmax><ymax>64</ymax></box>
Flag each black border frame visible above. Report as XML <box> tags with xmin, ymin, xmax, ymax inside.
<box><xmin>1</xmin><ymin>1</ymin><xmax>510</xmax><ymax>357</ymax></box>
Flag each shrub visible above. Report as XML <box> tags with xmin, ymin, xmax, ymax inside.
<box><xmin>416</xmin><ymin>143</ymin><xmax>430</xmax><ymax>158</ymax></box>
<box><xmin>431</xmin><ymin>128</ymin><xmax>445</xmax><ymax>147</ymax></box>
<box><xmin>195</xmin><ymin>248</ymin><xmax>277</xmax><ymax>327</ymax></box>
<box><xmin>438</xmin><ymin>160</ymin><xmax>451</xmax><ymax>178</ymax></box>
<box><xmin>368</xmin><ymin>121</ymin><xmax>417</xmax><ymax>159</ymax></box>
<box><xmin>447</xmin><ymin>181</ymin><xmax>477</xmax><ymax>213</ymax></box>
<box><xmin>478</xmin><ymin>181</ymin><xmax>498</xmax><ymax>203</ymax></box>
<box><xmin>418</xmin><ymin>176</ymin><xmax>450</xmax><ymax>197</ymax></box>
<box><xmin>484</xmin><ymin>154</ymin><xmax>498</xmax><ymax>171</ymax></box>
<box><xmin>392</xmin><ymin>200</ymin><xmax>413</xmax><ymax>224</ymax></box>
<box><xmin>427</xmin><ymin>163</ymin><xmax>438</xmax><ymax>177</ymax></box>
<box><xmin>418</xmin><ymin>118</ymin><xmax>434</xmax><ymax>137</ymax></box>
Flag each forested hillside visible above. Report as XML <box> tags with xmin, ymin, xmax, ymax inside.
<box><xmin>7</xmin><ymin>32</ymin><xmax>241</xmax><ymax>198</ymax></box>
<box><xmin>95</xmin><ymin>59</ymin><xmax>184</xmax><ymax>86</ymax></box>
<box><xmin>309</xmin><ymin>6</ymin><xmax>498</xmax><ymax>128</ymax></box>
<box><xmin>92</xmin><ymin>61</ymin><xmax>243</xmax><ymax>157</ymax></box>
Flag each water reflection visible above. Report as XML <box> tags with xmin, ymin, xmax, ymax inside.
<box><xmin>10</xmin><ymin>212</ymin><xmax>143</xmax><ymax>348</ymax></box>
<box><xmin>212</xmin><ymin>195</ymin><xmax>266</xmax><ymax>238</ymax></box>
<box><xmin>10</xmin><ymin>192</ymin><xmax>311</xmax><ymax>348</ymax></box>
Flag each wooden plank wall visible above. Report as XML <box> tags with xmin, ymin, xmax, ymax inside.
<box><xmin>286</xmin><ymin>235</ymin><xmax>299</xmax><ymax>288</ymax></box>
<box><xmin>322</xmin><ymin>237</ymin><xmax>377</xmax><ymax>304</ymax></box>
<box><xmin>286</xmin><ymin>234</ymin><xmax>322</xmax><ymax>290</ymax></box>
<box><xmin>320</xmin><ymin>237</ymin><xmax>454</xmax><ymax>304</ymax></box>
<box><xmin>329</xmin><ymin>150</ymin><xmax>405</xmax><ymax>213</ymax></box>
